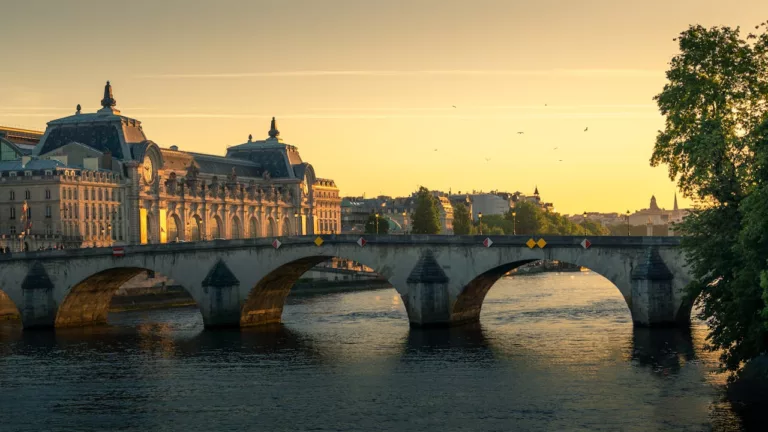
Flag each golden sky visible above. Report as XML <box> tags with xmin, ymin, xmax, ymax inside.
<box><xmin>1</xmin><ymin>0</ymin><xmax>765</xmax><ymax>214</ymax></box>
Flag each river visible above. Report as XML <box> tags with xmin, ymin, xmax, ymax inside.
<box><xmin>0</xmin><ymin>272</ymin><xmax>764</xmax><ymax>431</ymax></box>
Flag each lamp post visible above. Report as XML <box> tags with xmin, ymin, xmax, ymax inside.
<box><xmin>582</xmin><ymin>211</ymin><xmax>588</xmax><ymax>237</ymax></box>
<box><xmin>402</xmin><ymin>211</ymin><xmax>407</xmax><ymax>234</ymax></box>
<box><xmin>512</xmin><ymin>211</ymin><xmax>517</xmax><ymax>235</ymax></box>
<box><xmin>294</xmin><ymin>211</ymin><xmax>299</xmax><ymax>236</ymax></box>
<box><xmin>626</xmin><ymin>210</ymin><xmax>631</xmax><ymax>236</ymax></box>
<box><xmin>375</xmin><ymin>213</ymin><xmax>380</xmax><ymax>234</ymax></box>
<box><xmin>478</xmin><ymin>212</ymin><xmax>483</xmax><ymax>235</ymax></box>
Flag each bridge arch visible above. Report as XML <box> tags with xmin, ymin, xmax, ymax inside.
<box><xmin>452</xmin><ymin>253</ymin><xmax>635</xmax><ymax>325</ymax></box>
<box><xmin>55</xmin><ymin>267</ymin><xmax>199</xmax><ymax>328</ymax></box>
<box><xmin>240</xmin><ymin>254</ymin><xmax>399</xmax><ymax>327</ymax></box>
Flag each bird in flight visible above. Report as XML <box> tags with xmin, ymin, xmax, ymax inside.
<box><xmin>545</xmin><ymin>104</ymin><xmax>548</xmax><ymax>107</ymax></box>
<box><xmin>558</xmin><ymin>159</ymin><xmax>563</xmax><ymax>162</ymax></box>
<box><xmin>452</xmin><ymin>105</ymin><xmax>457</xmax><ymax>108</ymax></box>
<box><xmin>485</xmin><ymin>157</ymin><xmax>491</xmax><ymax>162</ymax></box>
<box><xmin>434</xmin><ymin>148</ymin><xmax>438</xmax><ymax>152</ymax></box>
<box><xmin>517</xmin><ymin>131</ymin><xmax>524</xmax><ymax>135</ymax></box>
<box><xmin>553</xmin><ymin>147</ymin><xmax>558</xmax><ymax>150</ymax></box>
<box><xmin>584</xmin><ymin>127</ymin><xmax>589</xmax><ymax>132</ymax></box>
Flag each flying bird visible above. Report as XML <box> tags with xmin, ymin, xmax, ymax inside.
<box><xmin>452</xmin><ymin>105</ymin><xmax>457</xmax><ymax>108</ymax></box>
<box><xmin>517</xmin><ymin>131</ymin><xmax>524</xmax><ymax>135</ymax></box>
<box><xmin>558</xmin><ymin>159</ymin><xmax>563</xmax><ymax>162</ymax></box>
<box><xmin>485</xmin><ymin>157</ymin><xmax>491</xmax><ymax>162</ymax></box>
<box><xmin>434</xmin><ymin>148</ymin><xmax>438</xmax><ymax>151</ymax></box>
<box><xmin>584</xmin><ymin>127</ymin><xmax>589</xmax><ymax>132</ymax></box>
<box><xmin>553</xmin><ymin>147</ymin><xmax>558</xmax><ymax>150</ymax></box>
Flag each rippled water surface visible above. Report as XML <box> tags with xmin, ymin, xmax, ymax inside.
<box><xmin>0</xmin><ymin>272</ymin><xmax>765</xmax><ymax>431</ymax></box>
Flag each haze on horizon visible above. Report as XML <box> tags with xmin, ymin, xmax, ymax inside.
<box><xmin>1</xmin><ymin>0</ymin><xmax>765</xmax><ymax>214</ymax></box>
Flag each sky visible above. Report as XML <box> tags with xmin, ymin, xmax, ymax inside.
<box><xmin>1</xmin><ymin>0</ymin><xmax>766</xmax><ymax>215</ymax></box>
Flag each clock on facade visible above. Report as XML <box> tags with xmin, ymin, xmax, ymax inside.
<box><xmin>142</xmin><ymin>157</ymin><xmax>154</xmax><ymax>184</ymax></box>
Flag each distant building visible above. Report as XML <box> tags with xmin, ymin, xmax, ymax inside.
<box><xmin>0</xmin><ymin>81</ymin><xmax>341</xmax><ymax>251</ymax></box>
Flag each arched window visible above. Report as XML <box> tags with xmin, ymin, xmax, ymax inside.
<box><xmin>168</xmin><ymin>215</ymin><xmax>180</xmax><ymax>242</ymax></box>
<box><xmin>211</xmin><ymin>216</ymin><xmax>222</xmax><ymax>239</ymax></box>
<box><xmin>190</xmin><ymin>215</ymin><xmax>202</xmax><ymax>241</ymax></box>
<box><xmin>249</xmin><ymin>218</ymin><xmax>259</xmax><ymax>238</ymax></box>
<box><xmin>231</xmin><ymin>217</ymin><xmax>241</xmax><ymax>239</ymax></box>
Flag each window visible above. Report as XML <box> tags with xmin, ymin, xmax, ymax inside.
<box><xmin>85</xmin><ymin>224</ymin><xmax>89</xmax><ymax>237</ymax></box>
<box><xmin>98</xmin><ymin>189</ymin><xmax>102</xmax><ymax>201</ymax></box>
<box><xmin>9</xmin><ymin>172</ymin><xmax>16</xmax><ymax>177</ymax></box>
<box><xmin>118</xmin><ymin>225</ymin><xmax>123</xmax><ymax>241</ymax></box>
<box><xmin>45</xmin><ymin>224</ymin><xmax>53</xmax><ymax>235</ymax></box>
<box><xmin>9</xmin><ymin>225</ymin><xmax>16</xmax><ymax>235</ymax></box>
<box><xmin>75</xmin><ymin>206</ymin><xmax>79</xmax><ymax>218</ymax></box>
<box><xmin>111</xmin><ymin>190</ymin><xmax>115</xmax><ymax>201</ymax></box>
<box><xmin>24</xmin><ymin>171</ymin><xmax>32</xmax><ymax>177</ymax></box>
<box><xmin>9</xmin><ymin>207</ymin><xmax>16</xmax><ymax>220</ymax></box>
<box><xmin>24</xmin><ymin>190</ymin><xmax>30</xmax><ymax>200</ymax></box>
<box><xmin>91</xmin><ymin>204</ymin><xmax>95</xmax><ymax>220</ymax></box>
<box><xmin>9</xmin><ymin>190</ymin><xmax>14</xmax><ymax>201</ymax></box>
<box><xmin>26</xmin><ymin>207</ymin><xmax>31</xmax><ymax>219</ymax></box>
<box><xmin>45</xmin><ymin>205</ymin><xmax>52</xmax><ymax>218</ymax></box>
<box><xmin>45</xmin><ymin>170</ymin><xmax>52</xmax><ymax>176</ymax></box>
<box><xmin>91</xmin><ymin>189</ymin><xmax>95</xmax><ymax>200</ymax></box>
<box><xmin>85</xmin><ymin>206</ymin><xmax>89</xmax><ymax>219</ymax></box>
<box><xmin>74</xmin><ymin>189</ymin><xmax>78</xmax><ymax>199</ymax></box>
<box><xmin>45</xmin><ymin>189</ymin><xmax>51</xmax><ymax>199</ymax></box>
<box><xmin>99</xmin><ymin>205</ymin><xmax>103</xmax><ymax>220</ymax></box>
<box><xmin>118</xmin><ymin>191</ymin><xmax>122</xmax><ymax>202</ymax></box>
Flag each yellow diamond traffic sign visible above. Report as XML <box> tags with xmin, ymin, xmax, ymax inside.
<box><xmin>314</xmin><ymin>236</ymin><xmax>324</xmax><ymax>246</ymax></box>
<box><xmin>536</xmin><ymin>238</ymin><xmax>547</xmax><ymax>248</ymax></box>
<box><xmin>526</xmin><ymin>238</ymin><xmax>536</xmax><ymax>249</ymax></box>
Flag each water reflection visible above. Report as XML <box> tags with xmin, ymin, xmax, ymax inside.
<box><xmin>630</xmin><ymin>327</ymin><xmax>696</xmax><ymax>376</ymax></box>
<box><xmin>402</xmin><ymin>323</ymin><xmax>492</xmax><ymax>361</ymax></box>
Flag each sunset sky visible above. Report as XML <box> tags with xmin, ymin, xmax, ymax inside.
<box><xmin>1</xmin><ymin>0</ymin><xmax>765</xmax><ymax>214</ymax></box>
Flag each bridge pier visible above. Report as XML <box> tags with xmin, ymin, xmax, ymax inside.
<box><xmin>19</xmin><ymin>262</ymin><xmax>57</xmax><ymax>329</ymax></box>
<box><xmin>402</xmin><ymin>250</ymin><xmax>454</xmax><ymax>327</ymax></box>
<box><xmin>197</xmin><ymin>259</ymin><xmax>243</xmax><ymax>328</ymax></box>
<box><xmin>630</xmin><ymin>247</ymin><xmax>680</xmax><ymax>327</ymax></box>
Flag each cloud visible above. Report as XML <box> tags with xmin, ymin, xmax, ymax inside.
<box><xmin>134</xmin><ymin>69</ymin><xmax>663</xmax><ymax>79</ymax></box>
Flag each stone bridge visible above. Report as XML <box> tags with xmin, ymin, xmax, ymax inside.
<box><xmin>0</xmin><ymin>235</ymin><xmax>692</xmax><ymax>330</ymax></box>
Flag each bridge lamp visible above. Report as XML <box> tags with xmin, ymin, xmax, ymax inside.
<box><xmin>626</xmin><ymin>210</ymin><xmax>631</xmax><ymax>236</ymax></box>
<box><xmin>512</xmin><ymin>211</ymin><xmax>516</xmax><ymax>235</ymax></box>
<box><xmin>293</xmin><ymin>211</ymin><xmax>299</xmax><ymax>236</ymax></box>
<box><xmin>402</xmin><ymin>211</ymin><xmax>407</xmax><ymax>234</ymax></box>
<box><xmin>478</xmin><ymin>212</ymin><xmax>483</xmax><ymax>235</ymax></box>
<box><xmin>582</xmin><ymin>211</ymin><xmax>588</xmax><ymax>237</ymax></box>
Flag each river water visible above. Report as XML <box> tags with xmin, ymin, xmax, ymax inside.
<box><xmin>0</xmin><ymin>272</ymin><xmax>765</xmax><ymax>432</ymax></box>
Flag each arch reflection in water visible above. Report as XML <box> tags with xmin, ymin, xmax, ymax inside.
<box><xmin>630</xmin><ymin>327</ymin><xmax>696</xmax><ymax>375</ymax></box>
<box><xmin>402</xmin><ymin>323</ymin><xmax>493</xmax><ymax>363</ymax></box>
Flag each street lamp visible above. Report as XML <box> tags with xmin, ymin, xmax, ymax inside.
<box><xmin>512</xmin><ymin>211</ymin><xmax>517</xmax><ymax>235</ymax></box>
<box><xmin>626</xmin><ymin>210</ymin><xmax>631</xmax><ymax>236</ymax></box>
<box><xmin>294</xmin><ymin>211</ymin><xmax>299</xmax><ymax>236</ymax></box>
<box><xmin>402</xmin><ymin>211</ymin><xmax>407</xmax><ymax>234</ymax></box>
<box><xmin>375</xmin><ymin>213</ymin><xmax>380</xmax><ymax>234</ymax></box>
<box><xmin>478</xmin><ymin>212</ymin><xmax>483</xmax><ymax>235</ymax></box>
<box><xmin>582</xmin><ymin>211</ymin><xmax>588</xmax><ymax>237</ymax></box>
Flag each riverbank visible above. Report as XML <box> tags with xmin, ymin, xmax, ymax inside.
<box><xmin>507</xmin><ymin>260</ymin><xmax>586</xmax><ymax>276</ymax></box>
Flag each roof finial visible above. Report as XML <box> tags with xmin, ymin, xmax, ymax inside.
<box><xmin>268</xmin><ymin>117</ymin><xmax>280</xmax><ymax>139</ymax></box>
<box><xmin>76</xmin><ymin>104</ymin><xmax>81</xmax><ymax>114</ymax></box>
<box><xmin>248</xmin><ymin>134</ymin><xmax>252</xmax><ymax>142</ymax></box>
<box><xmin>101</xmin><ymin>80</ymin><xmax>116</xmax><ymax>108</ymax></box>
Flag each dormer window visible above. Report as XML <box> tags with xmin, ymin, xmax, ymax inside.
<box><xmin>9</xmin><ymin>172</ymin><xmax>16</xmax><ymax>177</ymax></box>
<box><xmin>24</xmin><ymin>171</ymin><xmax>32</xmax><ymax>177</ymax></box>
<box><xmin>45</xmin><ymin>170</ymin><xmax>52</xmax><ymax>176</ymax></box>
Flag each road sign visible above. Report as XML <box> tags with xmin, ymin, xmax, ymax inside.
<box><xmin>483</xmin><ymin>237</ymin><xmax>493</xmax><ymax>248</ymax></box>
<box><xmin>314</xmin><ymin>236</ymin><xmax>324</xmax><ymax>246</ymax></box>
<box><xmin>357</xmin><ymin>237</ymin><xmax>367</xmax><ymax>247</ymax></box>
<box><xmin>272</xmin><ymin>239</ymin><xmax>282</xmax><ymax>249</ymax></box>
<box><xmin>526</xmin><ymin>238</ymin><xmax>536</xmax><ymax>249</ymax></box>
<box><xmin>112</xmin><ymin>246</ymin><xmax>125</xmax><ymax>257</ymax></box>
<box><xmin>581</xmin><ymin>239</ymin><xmax>591</xmax><ymax>249</ymax></box>
<box><xmin>536</xmin><ymin>238</ymin><xmax>547</xmax><ymax>248</ymax></box>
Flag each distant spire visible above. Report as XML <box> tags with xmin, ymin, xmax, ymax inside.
<box><xmin>248</xmin><ymin>134</ymin><xmax>252</xmax><ymax>142</ymax></box>
<box><xmin>673</xmin><ymin>193</ymin><xmax>679</xmax><ymax>211</ymax></box>
<box><xmin>101</xmin><ymin>81</ymin><xmax>116</xmax><ymax>108</ymax></box>
<box><xmin>268</xmin><ymin>117</ymin><xmax>280</xmax><ymax>139</ymax></box>
<box><xmin>534</xmin><ymin>185</ymin><xmax>539</xmax><ymax>196</ymax></box>
<box><xmin>76</xmin><ymin>104</ymin><xmax>81</xmax><ymax>114</ymax></box>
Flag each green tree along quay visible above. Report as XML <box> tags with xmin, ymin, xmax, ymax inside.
<box><xmin>500</xmin><ymin>201</ymin><xmax>608</xmax><ymax>236</ymax></box>
<box><xmin>364</xmin><ymin>213</ymin><xmax>389</xmax><ymax>234</ymax></box>
<box><xmin>651</xmin><ymin>23</ymin><xmax>768</xmax><ymax>377</ymax></box>
<box><xmin>452</xmin><ymin>203</ymin><xmax>472</xmax><ymax>235</ymax></box>
<box><xmin>411</xmin><ymin>186</ymin><xmax>441</xmax><ymax>234</ymax></box>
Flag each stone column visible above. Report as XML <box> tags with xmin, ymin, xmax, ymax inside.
<box><xmin>125</xmin><ymin>161</ymin><xmax>141</xmax><ymax>245</ymax></box>
<box><xmin>630</xmin><ymin>247</ymin><xmax>677</xmax><ymax>326</ymax></box>
<box><xmin>646</xmin><ymin>221</ymin><xmax>653</xmax><ymax>236</ymax></box>
<box><xmin>198</xmin><ymin>259</ymin><xmax>242</xmax><ymax>327</ymax></box>
<box><xmin>20</xmin><ymin>262</ymin><xmax>56</xmax><ymax>329</ymax></box>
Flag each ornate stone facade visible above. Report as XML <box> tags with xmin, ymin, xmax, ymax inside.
<box><xmin>0</xmin><ymin>82</ymin><xmax>340</xmax><ymax>250</ymax></box>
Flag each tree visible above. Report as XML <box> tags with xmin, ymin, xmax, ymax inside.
<box><xmin>364</xmin><ymin>213</ymin><xmax>389</xmax><ymax>234</ymax></box>
<box><xmin>411</xmin><ymin>186</ymin><xmax>441</xmax><ymax>234</ymax></box>
<box><xmin>651</xmin><ymin>23</ymin><xmax>768</xmax><ymax>377</ymax></box>
<box><xmin>452</xmin><ymin>203</ymin><xmax>472</xmax><ymax>235</ymax></box>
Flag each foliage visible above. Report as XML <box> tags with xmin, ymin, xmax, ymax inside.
<box><xmin>452</xmin><ymin>203</ymin><xmax>472</xmax><ymax>235</ymax></box>
<box><xmin>364</xmin><ymin>213</ymin><xmax>389</xmax><ymax>234</ymax></box>
<box><xmin>411</xmin><ymin>186</ymin><xmax>441</xmax><ymax>234</ymax></box>
<box><xmin>493</xmin><ymin>200</ymin><xmax>608</xmax><ymax>236</ymax></box>
<box><xmin>651</xmin><ymin>22</ymin><xmax>768</xmax><ymax>377</ymax></box>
